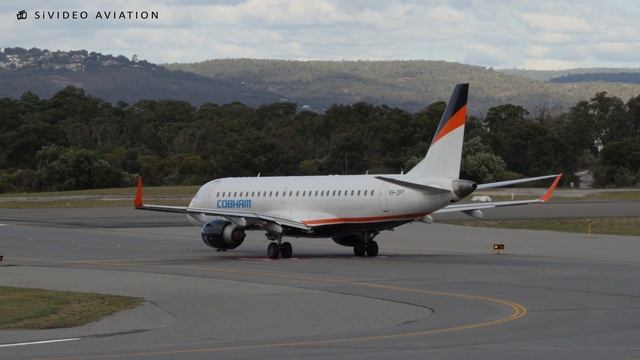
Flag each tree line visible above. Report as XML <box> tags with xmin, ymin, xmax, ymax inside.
<box><xmin>0</xmin><ymin>86</ymin><xmax>639</xmax><ymax>193</ymax></box>
<box><xmin>550</xmin><ymin>72</ymin><xmax>640</xmax><ymax>84</ymax></box>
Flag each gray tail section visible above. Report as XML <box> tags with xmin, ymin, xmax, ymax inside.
<box><xmin>407</xmin><ymin>83</ymin><xmax>469</xmax><ymax>179</ymax></box>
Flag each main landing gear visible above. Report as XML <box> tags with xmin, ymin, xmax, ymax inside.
<box><xmin>354</xmin><ymin>232</ymin><xmax>379</xmax><ymax>257</ymax></box>
<box><xmin>353</xmin><ymin>241</ymin><xmax>379</xmax><ymax>257</ymax></box>
<box><xmin>267</xmin><ymin>240</ymin><xmax>293</xmax><ymax>259</ymax></box>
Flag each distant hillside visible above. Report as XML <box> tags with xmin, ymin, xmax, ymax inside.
<box><xmin>500</xmin><ymin>67</ymin><xmax>640</xmax><ymax>82</ymax></box>
<box><xmin>167</xmin><ymin>59</ymin><xmax>640</xmax><ymax>114</ymax></box>
<box><xmin>0</xmin><ymin>47</ymin><xmax>279</xmax><ymax>106</ymax></box>
<box><xmin>2</xmin><ymin>47</ymin><xmax>640</xmax><ymax>114</ymax></box>
<box><xmin>550</xmin><ymin>72</ymin><xmax>640</xmax><ymax>84</ymax></box>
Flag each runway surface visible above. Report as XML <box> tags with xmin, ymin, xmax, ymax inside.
<box><xmin>1</xmin><ymin>202</ymin><xmax>639</xmax><ymax>360</ymax></box>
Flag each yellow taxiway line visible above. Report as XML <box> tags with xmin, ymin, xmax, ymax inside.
<box><xmin>21</xmin><ymin>260</ymin><xmax>528</xmax><ymax>360</ymax></box>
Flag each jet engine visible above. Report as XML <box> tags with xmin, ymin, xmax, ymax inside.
<box><xmin>201</xmin><ymin>220</ymin><xmax>246</xmax><ymax>249</ymax></box>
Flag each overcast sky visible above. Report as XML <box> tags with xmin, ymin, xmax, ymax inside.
<box><xmin>2</xmin><ymin>0</ymin><xmax>639</xmax><ymax>69</ymax></box>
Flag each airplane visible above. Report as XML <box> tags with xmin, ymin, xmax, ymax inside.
<box><xmin>134</xmin><ymin>83</ymin><xmax>563</xmax><ymax>259</ymax></box>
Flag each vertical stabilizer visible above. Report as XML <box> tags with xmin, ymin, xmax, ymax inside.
<box><xmin>407</xmin><ymin>83</ymin><xmax>468</xmax><ymax>179</ymax></box>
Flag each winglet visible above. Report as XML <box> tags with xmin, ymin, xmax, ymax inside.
<box><xmin>539</xmin><ymin>173</ymin><xmax>563</xmax><ymax>202</ymax></box>
<box><xmin>134</xmin><ymin>176</ymin><xmax>143</xmax><ymax>208</ymax></box>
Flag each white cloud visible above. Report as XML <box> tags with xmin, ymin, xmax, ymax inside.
<box><xmin>523</xmin><ymin>45</ymin><xmax>550</xmax><ymax>58</ymax></box>
<box><xmin>464</xmin><ymin>43</ymin><xmax>508</xmax><ymax>67</ymax></box>
<box><xmin>1</xmin><ymin>0</ymin><xmax>639</xmax><ymax>69</ymax></box>
<box><xmin>590</xmin><ymin>42</ymin><xmax>640</xmax><ymax>62</ymax></box>
<box><xmin>517</xmin><ymin>13</ymin><xmax>593</xmax><ymax>34</ymax></box>
<box><xmin>427</xmin><ymin>5</ymin><xmax>466</xmax><ymax>23</ymax></box>
<box><xmin>521</xmin><ymin>58</ymin><xmax>582</xmax><ymax>70</ymax></box>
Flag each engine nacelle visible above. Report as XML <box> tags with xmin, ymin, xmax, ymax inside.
<box><xmin>463</xmin><ymin>209</ymin><xmax>484</xmax><ymax>219</ymax></box>
<box><xmin>418</xmin><ymin>215</ymin><xmax>434</xmax><ymax>224</ymax></box>
<box><xmin>201</xmin><ymin>220</ymin><xmax>246</xmax><ymax>249</ymax></box>
<box><xmin>452</xmin><ymin>179</ymin><xmax>477</xmax><ymax>199</ymax></box>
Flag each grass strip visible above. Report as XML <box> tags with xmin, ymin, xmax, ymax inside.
<box><xmin>0</xmin><ymin>286</ymin><xmax>143</xmax><ymax>330</ymax></box>
<box><xmin>0</xmin><ymin>199</ymin><xmax>190</xmax><ymax>209</ymax></box>
<box><xmin>0</xmin><ymin>185</ymin><xmax>199</xmax><ymax>198</ymax></box>
<box><xmin>442</xmin><ymin>217</ymin><xmax>640</xmax><ymax>237</ymax></box>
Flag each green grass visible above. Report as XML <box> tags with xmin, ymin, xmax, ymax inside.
<box><xmin>442</xmin><ymin>217</ymin><xmax>640</xmax><ymax>237</ymax></box>
<box><xmin>1</xmin><ymin>186</ymin><xmax>639</xmax><ymax>209</ymax></box>
<box><xmin>0</xmin><ymin>199</ymin><xmax>190</xmax><ymax>209</ymax></box>
<box><xmin>0</xmin><ymin>185</ymin><xmax>195</xmax><ymax>208</ymax></box>
<box><xmin>0</xmin><ymin>185</ymin><xmax>199</xmax><ymax>197</ymax></box>
<box><xmin>0</xmin><ymin>286</ymin><xmax>143</xmax><ymax>330</ymax></box>
<box><xmin>468</xmin><ymin>190</ymin><xmax>640</xmax><ymax>202</ymax></box>
<box><xmin>466</xmin><ymin>195</ymin><xmax>587</xmax><ymax>202</ymax></box>
<box><xmin>582</xmin><ymin>191</ymin><xmax>640</xmax><ymax>201</ymax></box>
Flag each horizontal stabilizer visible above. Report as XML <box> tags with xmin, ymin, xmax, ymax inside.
<box><xmin>434</xmin><ymin>174</ymin><xmax>562</xmax><ymax>214</ymax></box>
<box><xmin>477</xmin><ymin>174</ymin><xmax>561</xmax><ymax>190</ymax></box>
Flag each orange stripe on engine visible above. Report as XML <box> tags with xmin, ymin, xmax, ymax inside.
<box><xmin>432</xmin><ymin>104</ymin><xmax>467</xmax><ymax>144</ymax></box>
<box><xmin>303</xmin><ymin>212</ymin><xmax>429</xmax><ymax>226</ymax></box>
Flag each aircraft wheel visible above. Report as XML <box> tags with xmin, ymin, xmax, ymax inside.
<box><xmin>267</xmin><ymin>242</ymin><xmax>280</xmax><ymax>259</ymax></box>
<box><xmin>281</xmin><ymin>242</ymin><xmax>293</xmax><ymax>259</ymax></box>
<box><xmin>353</xmin><ymin>243</ymin><xmax>366</xmax><ymax>257</ymax></box>
<box><xmin>366</xmin><ymin>241</ymin><xmax>379</xmax><ymax>257</ymax></box>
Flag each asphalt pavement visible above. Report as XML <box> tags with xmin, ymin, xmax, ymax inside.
<box><xmin>0</xmin><ymin>203</ymin><xmax>639</xmax><ymax>360</ymax></box>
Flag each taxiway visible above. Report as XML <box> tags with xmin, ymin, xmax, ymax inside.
<box><xmin>0</xmin><ymin>203</ymin><xmax>639</xmax><ymax>360</ymax></box>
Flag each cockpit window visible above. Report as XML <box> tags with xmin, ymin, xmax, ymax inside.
<box><xmin>194</xmin><ymin>188</ymin><xmax>203</xmax><ymax>200</ymax></box>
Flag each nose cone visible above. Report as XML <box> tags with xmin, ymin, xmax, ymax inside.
<box><xmin>452</xmin><ymin>179</ymin><xmax>477</xmax><ymax>199</ymax></box>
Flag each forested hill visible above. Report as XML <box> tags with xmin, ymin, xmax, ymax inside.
<box><xmin>0</xmin><ymin>47</ymin><xmax>280</xmax><ymax>107</ymax></box>
<box><xmin>1</xmin><ymin>86</ymin><xmax>639</xmax><ymax>193</ymax></box>
<box><xmin>500</xmin><ymin>67</ymin><xmax>640</xmax><ymax>82</ymax></box>
<box><xmin>166</xmin><ymin>59</ymin><xmax>640</xmax><ymax>114</ymax></box>
<box><xmin>3</xmin><ymin>47</ymin><xmax>640</xmax><ymax>115</ymax></box>
<box><xmin>550</xmin><ymin>73</ymin><xmax>640</xmax><ymax>84</ymax></box>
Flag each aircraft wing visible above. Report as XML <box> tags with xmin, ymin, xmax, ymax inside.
<box><xmin>434</xmin><ymin>173</ymin><xmax>562</xmax><ymax>214</ymax></box>
<box><xmin>133</xmin><ymin>178</ymin><xmax>310</xmax><ymax>231</ymax></box>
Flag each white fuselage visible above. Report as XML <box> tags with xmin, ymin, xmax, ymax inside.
<box><xmin>187</xmin><ymin>175</ymin><xmax>458</xmax><ymax>236</ymax></box>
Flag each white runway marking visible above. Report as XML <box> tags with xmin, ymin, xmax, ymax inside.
<box><xmin>0</xmin><ymin>337</ymin><xmax>84</xmax><ymax>348</ymax></box>
<box><xmin>0</xmin><ymin>223</ymin><xmax>7</xmax><ymax>226</ymax></box>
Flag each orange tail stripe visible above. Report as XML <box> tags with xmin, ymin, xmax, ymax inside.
<box><xmin>432</xmin><ymin>104</ymin><xmax>467</xmax><ymax>144</ymax></box>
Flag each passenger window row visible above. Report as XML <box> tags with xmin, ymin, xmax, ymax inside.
<box><xmin>215</xmin><ymin>189</ymin><xmax>376</xmax><ymax>198</ymax></box>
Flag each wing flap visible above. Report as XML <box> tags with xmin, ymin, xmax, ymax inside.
<box><xmin>434</xmin><ymin>199</ymin><xmax>542</xmax><ymax>213</ymax></box>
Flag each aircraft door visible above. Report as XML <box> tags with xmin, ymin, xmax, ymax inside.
<box><xmin>378</xmin><ymin>183</ymin><xmax>390</xmax><ymax>213</ymax></box>
<box><xmin>203</xmin><ymin>181</ymin><xmax>219</xmax><ymax>208</ymax></box>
